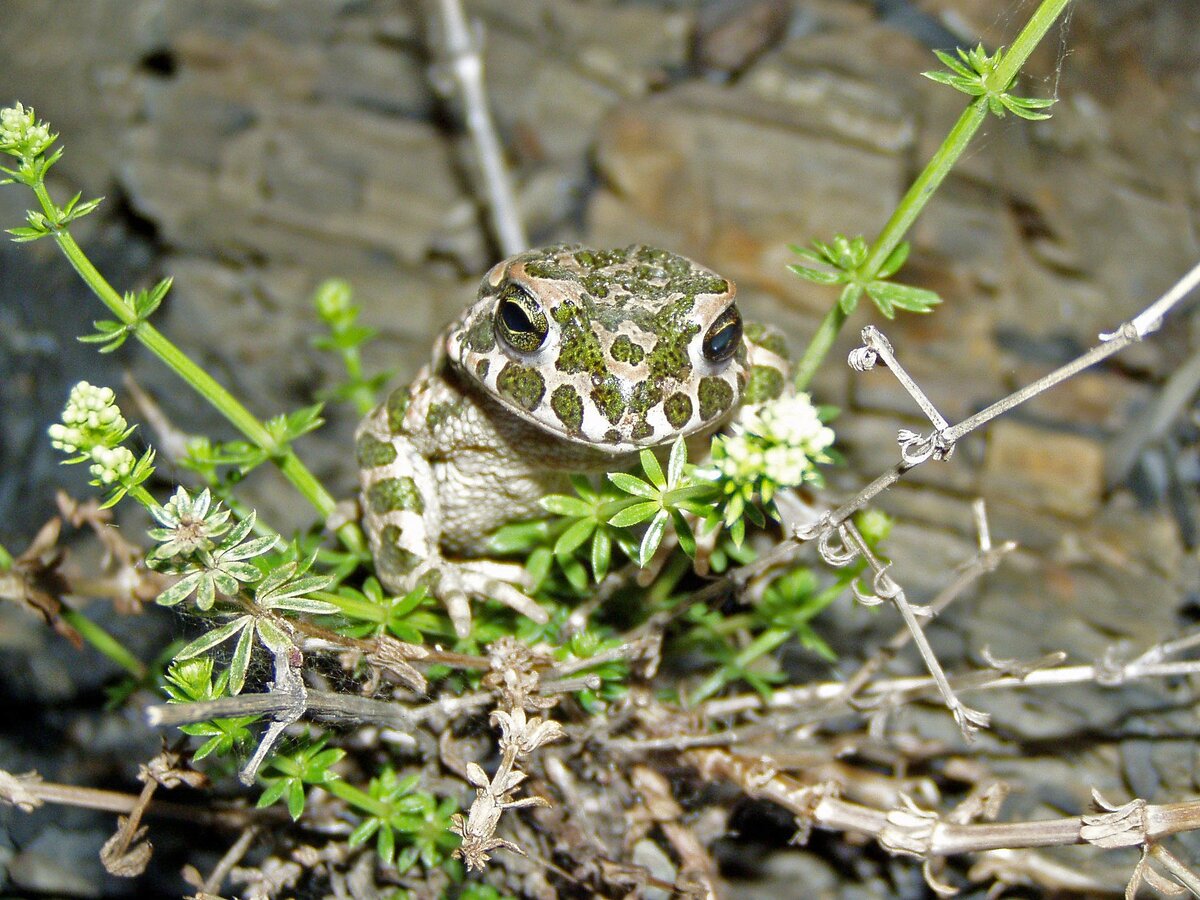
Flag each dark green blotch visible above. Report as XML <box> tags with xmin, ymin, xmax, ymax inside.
<box><xmin>744</xmin><ymin>365</ymin><xmax>785</xmax><ymax>404</ymax></box>
<box><xmin>629</xmin><ymin>379</ymin><xmax>664</xmax><ymax>414</ymax></box>
<box><xmin>631</xmin><ymin>420</ymin><xmax>654</xmax><ymax>440</ymax></box>
<box><xmin>356</xmin><ymin>434</ymin><xmax>398</xmax><ymax>468</ymax></box>
<box><xmin>524</xmin><ymin>258</ymin><xmax>575</xmax><ymax>281</ymax></box>
<box><xmin>379</xmin><ymin>525</ymin><xmax>420</xmax><ymax>575</ymax></box>
<box><xmin>497</xmin><ymin>361</ymin><xmax>546</xmax><ymax>411</ymax></box>
<box><xmin>604</xmin><ymin>428</ymin><xmax>623</xmax><ymax>443</ymax></box>
<box><xmin>582</xmin><ymin>274</ymin><xmax>610</xmax><ymax>298</ymax></box>
<box><xmin>744</xmin><ymin>322</ymin><xmax>790</xmax><ymax>360</ymax></box>
<box><xmin>591</xmin><ymin>378</ymin><xmax>626</xmax><ymax>424</ymax></box>
<box><xmin>663</xmin><ymin>392</ymin><xmax>694</xmax><ymax>428</ymax></box>
<box><xmin>475</xmin><ymin>358</ymin><xmax>490</xmax><ymax>379</ymax></box>
<box><xmin>610</xmin><ymin>335</ymin><xmax>645</xmax><ymax>365</ymax></box>
<box><xmin>368</xmin><ymin>476</ymin><xmax>425</xmax><ymax>514</ymax></box>
<box><xmin>553</xmin><ymin>303</ymin><xmax>608</xmax><ymax>378</ymax></box>
<box><xmin>386</xmin><ymin>388</ymin><xmax>410</xmax><ymax>432</ymax></box>
<box><xmin>698</xmin><ymin>377</ymin><xmax>734</xmax><ymax>420</ymax></box>
<box><xmin>551</xmin><ymin>384</ymin><xmax>584</xmax><ymax>433</ymax></box>
<box><xmin>427</xmin><ymin>400</ymin><xmax>463</xmax><ymax>429</ymax></box>
<box><xmin>465</xmin><ymin>315</ymin><xmax>496</xmax><ymax>353</ymax></box>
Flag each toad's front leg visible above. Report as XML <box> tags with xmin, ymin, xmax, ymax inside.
<box><xmin>356</xmin><ymin>394</ymin><xmax>546</xmax><ymax>639</ymax></box>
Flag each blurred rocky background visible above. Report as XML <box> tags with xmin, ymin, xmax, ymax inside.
<box><xmin>1</xmin><ymin>0</ymin><xmax>1199</xmax><ymax>896</ymax></box>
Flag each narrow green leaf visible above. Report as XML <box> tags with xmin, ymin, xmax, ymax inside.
<box><xmin>539</xmin><ymin>494</ymin><xmax>594</xmax><ymax>517</ymax></box>
<box><xmin>257</xmin><ymin>779</ymin><xmax>288</xmax><ymax>808</ymax></box>
<box><xmin>608</xmin><ymin>501</ymin><xmax>660</xmax><ymax>528</ymax></box>
<box><xmin>156</xmin><ymin>571</ymin><xmax>203</xmax><ymax>607</ymax></box>
<box><xmin>876</xmin><ymin>241</ymin><xmax>910</xmax><ymax>279</ymax></box>
<box><xmin>286</xmin><ymin>778</ymin><xmax>305</xmax><ymax>820</ymax></box>
<box><xmin>837</xmin><ymin>284</ymin><xmax>861</xmax><ymax>315</ymax></box>
<box><xmin>666</xmin><ymin>436</ymin><xmax>687</xmax><ymax>487</ymax></box>
<box><xmin>255</xmin><ymin>616</ymin><xmax>293</xmax><ymax>651</ymax></box>
<box><xmin>867</xmin><ymin>280</ymin><xmax>942</xmax><ymax>313</ymax></box>
<box><xmin>488</xmin><ymin>518</ymin><xmax>550</xmax><ymax>553</ymax></box>
<box><xmin>269</xmin><ymin>596</ymin><xmax>339</xmax><ymax>615</ymax></box>
<box><xmin>175</xmin><ymin>615</ymin><xmax>252</xmax><ymax>660</ymax></box>
<box><xmin>377</xmin><ymin>825</ymin><xmax>396</xmax><ymax>865</ymax></box>
<box><xmin>554</xmin><ymin>517</ymin><xmax>595</xmax><ymax>558</ymax></box>
<box><xmin>590</xmin><ymin>527</ymin><xmax>612</xmax><ymax>582</ymax></box>
<box><xmin>671</xmin><ymin>509</ymin><xmax>696</xmax><ymax>558</ymax></box>
<box><xmin>786</xmin><ymin>264</ymin><xmax>844</xmax><ymax>285</ymax></box>
<box><xmin>638</xmin><ymin>509</ymin><xmax>669</xmax><ymax>567</ymax></box>
<box><xmin>640</xmin><ymin>448</ymin><xmax>665</xmax><ymax>489</ymax></box>
<box><xmin>607</xmin><ymin>472</ymin><xmax>658</xmax><ymax>499</ymax></box>
<box><xmin>349</xmin><ymin>818</ymin><xmax>381</xmax><ymax>847</ymax></box>
<box><xmin>229</xmin><ymin>620</ymin><xmax>256</xmax><ymax>694</ymax></box>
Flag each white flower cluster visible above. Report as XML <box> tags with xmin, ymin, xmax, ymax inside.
<box><xmin>710</xmin><ymin>393</ymin><xmax>835</xmax><ymax>488</ymax></box>
<box><xmin>48</xmin><ymin>381</ymin><xmax>136</xmax><ymax>484</ymax></box>
<box><xmin>741</xmin><ymin>393</ymin><xmax>835</xmax><ymax>457</ymax></box>
<box><xmin>89</xmin><ymin>445</ymin><xmax>136</xmax><ymax>485</ymax></box>
<box><xmin>48</xmin><ymin>382</ymin><xmax>128</xmax><ymax>453</ymax></box>
<box><xmin>0</xmin><ymin>103</ymin><xmax>54</xmax><ymax>157</ymax></box>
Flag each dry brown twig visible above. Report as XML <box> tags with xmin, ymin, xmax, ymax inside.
<box><xmin>450</xmin><ymin>638</ymin><xmax>566</xmax><ymax>870</ymax></box>
<box><xmin>427</xmin><ymin>0</ymin><xmax>527</xmax><ymax>256</ymax></box>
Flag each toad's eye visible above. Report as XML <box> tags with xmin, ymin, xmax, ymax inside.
<box><xmin>702</xmin><ymin>305</ymin><xmax>743</xmax><ymax>363</ymax></box>
<box><xmin>495</xmin><ymin>285</ymin><xmax>549</xmax><ymax>353</ymax></box>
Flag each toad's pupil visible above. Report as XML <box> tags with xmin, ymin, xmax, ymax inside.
<box><xmin>501</xmin><ymin>299</ymin><xmax>534</xmax><ymax>333</ymax></box>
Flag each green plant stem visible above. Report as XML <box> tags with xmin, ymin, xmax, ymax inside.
<box><xmin>59</xmin><ymin>607</ymin><xmax>146</xmax><ymax>679</ymax></box>
<box><xmin>127</xmin><ymin>482</ymin><xmax>161</xmax><ymax>512</ymax></box>
<box><xmin>793</xmin><ymin>0</ymin><xmax>1073</xmax><ymax>390</ymax></box>
<box><xmin>42</xmin><ymin>221</ymin><xmax>365</xmax><ymax>555</ymax></box>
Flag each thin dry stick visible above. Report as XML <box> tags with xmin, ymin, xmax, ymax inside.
<box><xmin>836</xmin><ymin>518</ymin><xmax>991</xmax><ymax>736</ymax></box>
<box><xmin>0</xmin><ymin>769</ymin><xmax>272</xmax><ymax>828</ymax></box>
<box><xmin>202</xmin><ymin>825</ymin><xmax>260</xmax><ymax>896</ymax></box>
<box><xmin>431</xmin><ymin>0</ymin><xmax>527</xmax><ymax>255</ymax></box>
<box><xmin>689</xmin><ymin>747</ymin><xmax>1200</xmax><ymax>858</ymax></box>
<box><xmin>700</xmin><ymin>626</ymin><xmax>1200</xmax><ymax>719</ymax></box>
<box><xmin>147</xmin><ymin>683</ymin><xmax>416</xmax><ymax>729</ymax></box>
<box><xmin>1149</xmin><ymin>844</ymin><xmax>1200</xmax><ymax>897</ymax></box>
<box><xmin>836</xmin><ymin>501</ymin><xmax>1015</xmax><ymax>705</ymax></box>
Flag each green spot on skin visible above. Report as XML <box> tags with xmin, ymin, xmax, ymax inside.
<box><xmin>475</xmin><ymin>358</ymin><xmax>490</xmax><ymax>379</ymax></box>
<box><xmin>356</xmin><ymin>434</ymin><xmax>398</xmax><ymax>468</ymax></box>
<box><xmin>582</xmin><ymin>274</ymin><xmax>610</xmax><ymax>298</ymax></box>
<box><xmin>551</xmin><ymin>384</ymin><xmax>584</xmax><ymax>433</ymax></box>
<box><xmin>743</xmin><ymin>365</ymin><xmax>785</xmax><ymax>404</ymax></box>
<box><xmin>368</xmin><ymin>476</ymin><xmax>425</xmax><ymax>514</ymax></box>
<box><xmin>427</xmin><ymin>400</ymin><xmax>463</xmax><ymax>429</ymax></box>
<box><xmin>591</xmin><ymin>378</ymin><xmax>626</xmax><ymax>424</ymax></box>
<box><xmin>386</xmin><ymin>388</ymin><xmax>410</xmax><ymax>432</ymax></box>
<box><xmin>554</xmin><ymin>304</ymin><xmax>608</xmax><ymax>378</ymax></box>
<box><xmin>465</xmin><ymin>315</ymin><xmax>496</xmax><ymax>353</ymax></box>
<box><xmin>604</xmin><ymin>428</ymin><xmax>622</xmax><ymax>443</ymax></box>
<box><xmin>631</xmin><ymin>419</ymin><xmax>654</xmax><ymax>440</ymax></box>
<box><xmin>524</xmin><ymin>258</ymin><xmax>575</xmax><ymax>280</ymax></box>
<box><xmin>698</xmin><ymin>377</ymin><xmax>734</xmax><ymax>420</ymax></box>
<box><xmin>745</xmin><ymin>322</ymin><xmax>790</xmax><ymax>360</ymax></box>
<box><xmin>663</xmin><ymin>392</ymin><xmax>693</xmax><ymax>429</ymax></box>
<box><xmin>629</xmin><ymin>379</ymin><xmax>664</xmax><ymax>415</ymax></box>
<box><xmin>497</xmin><ymin>361</ymin><xmax>546</xmax><ymax>411</ymax></box>
<box><xmin>610</xmin><ymin>335</ymin><xmax>645</xmax><ymax>365</ymax></box>
<box><xmin>380</xmin><ymin>525</ymin><xmax>420</xmax><ymax>575</ymax></box>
